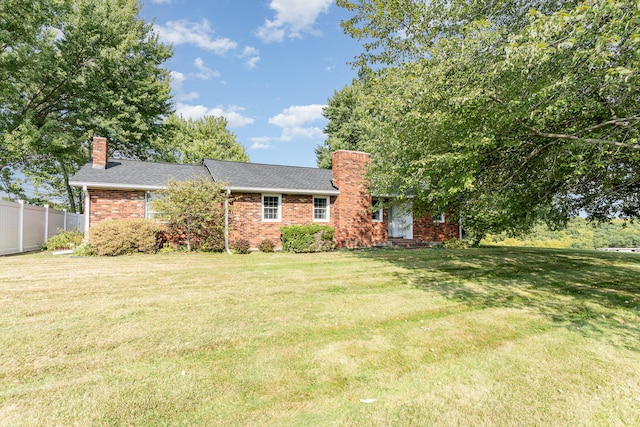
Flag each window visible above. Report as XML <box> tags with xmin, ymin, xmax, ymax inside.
<box><xmin>313</xmin><ymin>196</ymin><xmax>329</xmax><ymax>222</ymax></box>
<box><xmin>434</xmin><ymin>213</ymin><xmax>445</xmax><ymax>223</ymax></box>
<box><xmin>372</xmin><ymin>198</ymin><xmax>383</xmax><ymax>222</ymax></box>
<box><xmin>145</xmin><ymin>192</ymin><xmax>163</xmax><ymax>220</ymax></box>
<box><xmin>262</xmin><ymin>194</ymin><xmax>281</xmax><ymax>221</ymax></box>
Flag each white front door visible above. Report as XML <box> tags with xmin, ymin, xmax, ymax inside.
<box><xmin>389</xmin><ymin>203</ymin><xmax>413</xmax><ymax>239</ymax></box>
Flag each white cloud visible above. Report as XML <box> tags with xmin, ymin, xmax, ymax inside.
<box><xmin>241</xmin><ymin>46</ymin><xmax>261</xmax><ymax>70</ymax></box>
<box><xmin>250</xmin><ymin>138</ymin><xmax>272</xmax><ymax>150</ymax></box>
<box><xmin>268</xmin><ymin>104</ymin><xmax>325</xmax><ymax>128</ymax></box>
<box><xmin>280</xmin><ymin>126</ymin><xmax>324</xmax><ymax>142</ymax></box>
<box><xmin>193</xmin><ymin>57</ymin><xmax>220</xmax><ymax>79</ymax></box>
<box><xmin>268</xmin><ymin>104</ymin><xmax>327</xmax><ymax>141</ymax></box>
<box><xmin>155</xmin><ymin>19</ymin><xmax>237</xmax><ymax>54</ymax></box>
<box><xmin>170</xmin><ymin>71</ymin><xmax>200</xmax><ymax>102</ymax></box>
<box><xmin>177</xmin><ymin>91</ymin><xmax>199</xmax><ymax>102</ymax></box>
<box><xmin>175</xmin><ymin>103</ymin><xmax>254</xmax><ymax>128</ymax></box>
<box><xmin>150</xmin><ymin>0</ymin><xmax>173</xmax><ymax>3</ymax></box>
<box><xmin>170</xmin><ymin>70</ymin><xmax>186</xmax><ymax>88</ymax></box>
<box><xmin>255</xmin><ymin>0</ymin><xmax>332</xmax><ymax>43</ymax></box>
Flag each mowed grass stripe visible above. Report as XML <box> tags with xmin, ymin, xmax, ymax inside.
<box><xmin>1</xmin><ymin>248</ymin><xmax>639</xmax><ymax>426</ymax></box>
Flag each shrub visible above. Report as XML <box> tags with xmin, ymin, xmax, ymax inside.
<box><xmin>232</xmin><ymin>239</ymin><xmax>251</xmax><ymax>254</ymax></box>
<box><xmin>150</xmin><ymin>178</ymin><xmax>227</xmax><ymax>252</ymax></box>
<box><xmin>90</xmin><ymin>219</ymin><xmax>161</xmax><ymax>256</ymax></box>
<box><xmin>442</xmin><ymin>238</ymin><xmax>468</xmax><ymax>249</ymax></box>
<box><xmin>42</xmin><ymin>228</ymin><xmax>83</xmax><ymax>251</ymax></box>
<box><xmin>280</xmin><ymin>225</ymin><xmax>334</xmax><ymax>253</ymax></box>
<box><xmin>257</xmin><ymin>238</ymin><xmax>276</xmax><ymax>253</ymax></box>
<box><xmin>72</xmin><ymin>243</ymin><xmax>96</xmax><ymax>257</ymax></box>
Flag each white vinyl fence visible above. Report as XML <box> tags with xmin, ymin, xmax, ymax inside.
<box><xmin>0</xmin><ymin>200</ymin><xmax>84</xmax><ymax>255</ymax></box>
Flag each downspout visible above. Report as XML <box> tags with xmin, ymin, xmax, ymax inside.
<box><xmin>458</xmin><ymin>217</ymin><xmax>463</xmax><ymax>241</ymax></box>
<box><xmin>83</xmin><ymin>185</ymin><xmax>90</xmax><ymax>243</ymax></box>
<box><xmin>224</xmin><ymin>189</ymin><xmax>232</xmax><ymax>254</ymax></box>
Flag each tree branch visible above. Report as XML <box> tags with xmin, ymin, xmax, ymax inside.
<box><xmin>487</xmin><ymin>94</ymin><xmax>640</xmax><ymax>151</ymax></box>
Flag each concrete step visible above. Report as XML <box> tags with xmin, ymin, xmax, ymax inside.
<box><xmin>386</xmin><ymin>238</ymin><xmax>428</xmax><ymax>248</ymax></box>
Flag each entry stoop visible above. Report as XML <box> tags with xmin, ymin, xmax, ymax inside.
<box><xmin>386</xmin><ymin>238</ymin><xmax>429</xmax><ymax>248</ymax></box>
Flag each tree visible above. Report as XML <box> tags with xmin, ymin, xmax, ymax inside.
<box><xmin>315</xmin><ymin>79</ymin><xmax>377</xmax><ymax>168</ymax></box>
<box><xmin>336</xmin><ymin>0</ymin><xmax>640</xmax><ymax>243</ymax></box>
<box><xmin>151</xmin><ymin>178</ymin><xmax>227</xmax><ymax>252</ymax></box>
<box><xmin>0</xmin><ymin>0</ymin><xmax>172</xmax><ymax>211</ymax></box>
<box><xmin>152</xmin><ymin>114</ymin><xmax>249</xmax><ymax>164</ymax></box>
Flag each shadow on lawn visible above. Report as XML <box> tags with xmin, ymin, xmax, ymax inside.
<box><xmin>354</xmin><ymin>247</ymin><xmax>640</xmax><ymax>350</ymax></box>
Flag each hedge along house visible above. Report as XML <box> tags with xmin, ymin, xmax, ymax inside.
<box><xmin>70</xmin><ymin>136</ymin><xmax>460</xmax><ymax>249</ymax></box>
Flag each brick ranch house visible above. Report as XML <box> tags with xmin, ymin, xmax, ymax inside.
<box><xmin>69</xmin><ymin>137</ymin><xmax>460</xmax><ymax>249</ymax></box>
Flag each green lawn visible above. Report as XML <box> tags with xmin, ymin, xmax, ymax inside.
<box><xmin>1</xmin><ymin>247</ymin><xmax>639</xmax><ymax>426</ymax></box>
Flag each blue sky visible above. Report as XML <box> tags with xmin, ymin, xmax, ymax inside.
<box><xmin>139</xmin><ymin>0</ymin><xmax>363</xmax><ymax>168</ymax></box>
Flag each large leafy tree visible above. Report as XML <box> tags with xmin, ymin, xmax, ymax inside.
<box><xmin>335</xmin><ymin>0</ymin><xmax>640</xmax><ymax>243</ymax></box>
<box><xmin>0</xmin><ymin>0</ymin><xmax>172</xmax><ymax>211</ymax></box>
<box><xmin>315</xmin><ymin>79</ymin><xmax>379</xmax><ymax>169</ymax></box>
<box><xmin>152</xmin><ymin>114</ymin><xmax>249</xmax><ymax>164</ymax></box>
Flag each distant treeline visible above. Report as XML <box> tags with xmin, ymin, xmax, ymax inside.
<box><xmin>482</xmin><ymin>218</ymin><xmax>640</xmax><ymax>250</ymax></box>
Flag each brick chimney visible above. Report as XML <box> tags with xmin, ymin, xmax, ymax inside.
<box><xmin>332</xmin><ymin>150</ymin><xmax>372</xmax><ymax>248</ymax></box>
<box><xmin>92</xmin><ymin>136</ymin><xmax>108</xmax><ymax>169</ymax></box>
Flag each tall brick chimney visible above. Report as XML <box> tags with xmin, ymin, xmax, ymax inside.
<box><xmin>332</xmin><ymin>150</ymin><xmax>373</xmax><ymax>248</ymax></box>
<box><xmin>92</xmin><ymin>136</ymin><xmax>108</xmax><ymax>169</ymax></box>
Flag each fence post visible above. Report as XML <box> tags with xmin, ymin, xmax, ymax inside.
<box><xmin>44</xmin><ymin>204</ymin><xmax>50</xmax><ymax>243</ymax></box>
<box><xmin>18</xmin><ymin>200</ymin><xmax>25</xmax><ymax>253</ymax></box>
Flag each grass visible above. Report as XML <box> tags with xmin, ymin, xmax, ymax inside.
<box><xmin>1</xmin><ymin>247</ymin><xmax>639</xmax><ymax>426</ymax></box>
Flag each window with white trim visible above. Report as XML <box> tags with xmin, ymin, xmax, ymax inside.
<box><xmin>262</xmin><ymin>194</ymin><xmax>281</xmax><ymax>221</ymax></box>
<box><xmin>434</xmin><ymin>213</ymin><xmax>445</xmax><ymax>223</ymax></box>
<box><xmin>313</xmin><ymin>196</ymin><xmax>329</xmax><ymax>222</ymax></box>
<box><xmin>372</xmin><ymin>198</ymin><xmax>383</xmax><ymax>222</ymax></box>
<box><xmin>145</xmin><ymin>192</ymin><xmax>163</xmax><ymax>220</ymax></box>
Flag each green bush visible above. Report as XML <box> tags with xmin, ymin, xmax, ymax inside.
<box><xmin>280</xmin><ymin>225</ymin><xmax>334</xmax><ymax>253</ymax></box>
<box><xmin>72</xmin><ymin>243</ymin><xmax>96</xmax><ymax>257</ymax></box>
<box><xmin>90</xmin><ymin>219</ymin><xmax>161</xmax><ymax>256</ymax></box>
<box><xmin>257</xmin><ymin>238</ymin><xmax>276</xmax><ymax>253</ymax></box>
<box><xmin>42</xmin><ymin>228</ymin><xmax>83</xmax><ymax>251</ymax></box>
<box><xmin>232</xmin><ymin>239</ymin><xmax>251</xmax><ymax>254</ymax></box>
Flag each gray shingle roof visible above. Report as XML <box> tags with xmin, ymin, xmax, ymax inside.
<box><xmin>69</xmin><ymin>159</ymin><xmax>210</xmax><ymax>190</ymax></box>
<box><xmin>70</xmin><ymin>158</ymin><xmax>339</xmax><ymax>195</ymax></box>
<box><xmin>204</xmin><ymin>159</ymin><xmax>338</xmax><ymax>195</ymax></box>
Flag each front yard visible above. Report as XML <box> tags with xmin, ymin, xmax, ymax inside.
<box><xmin>1</xmin><ymin>247</ymin><xmax>639</xmax><ymax>425</ymax></box>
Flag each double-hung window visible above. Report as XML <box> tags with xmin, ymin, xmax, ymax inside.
<box><xmin>145</xmin><ymin>192</ymin><xmax>163</xmax><ymax>220</ymax></box>
<box><xmin>262</xmin><ymin>194</ymin><xmax>281</xmax><ymax>221</ymax></box>
<box><xmin>313</xmin><ymin>196</ymin><xmax>329</xmax><ymax>222</ymax></box>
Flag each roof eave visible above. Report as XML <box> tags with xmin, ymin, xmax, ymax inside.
<box><xmin>225</xmin><ymin>185</ymin><xmax>339</xmax><ymax>196</ymax></box>
<box><xmin>69</xmin><ymin>181</ymin><xmax>166</xmax><ymax>191</ymax></box>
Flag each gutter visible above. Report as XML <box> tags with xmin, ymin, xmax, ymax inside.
<box><xmin>69</xmin><ymin>181</ymin><xmax>166</xmax><ymax>191</ymax></box>
<box><xmin>224</xmin><ymin>189</ymin><xmax>232</xmax><ymax>254</ymax></box>
<box><xmin>224</xmin><ymin>185</ymin><xmax>339</xmax><ymax>196</ymax></box>
<box><xmin>83</xmin><ymin>185</ymin><xmax>90</xmax><ymax>242</ymax></box>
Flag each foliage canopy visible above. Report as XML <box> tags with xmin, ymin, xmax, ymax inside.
<box><xmin>1</xmin><ymin>0</ymin><xmax>172</xmax><ymax>211</ymax></box>
<box><xmin>325</xmin><ymin>0</ymin><xmax>640</xmax><ymax>243</ymax></box>
<box><xmin>152</xmin><ymin>114</ymin><xmax>249</xmax><ymax>164</ymax></box>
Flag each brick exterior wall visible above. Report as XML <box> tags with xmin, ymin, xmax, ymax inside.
<box><xmin>229</xmin><ymin>193</ymin><xmax>337</xmax><ymax>249</ymax></box>
<box><xmin>371</xmin><ymin>207</ymin><xmax>389</xmax><ymax>244</ymax></box>
<box><xmin>89</xmin><ymin>189</ymin><xmax>146</xmax><ymax>227</ymax></box>
<box><xmin>332</xmin><ymin>150</ymin><xmax>374</xmax><ymax>248</ymax></box>
<box><xmin>413</xmin><ymin>215</ymin><xmax>459</xmax><ymax>242</ymax></box>
<box><xmin>92</xmin><ymin>136</ymin><xmax>108</xmax><ymax>169</ymax></box>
